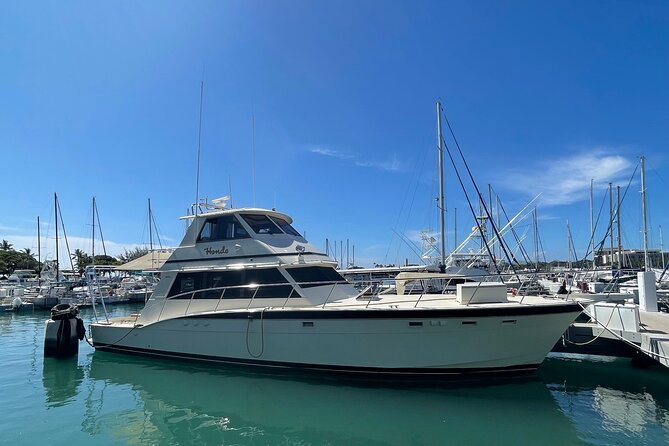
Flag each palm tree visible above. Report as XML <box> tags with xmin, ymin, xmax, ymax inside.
<box><xmin>0</xmin><ymin>240</ymin><xmax>13</xmax><ymax>251</ymax></box>
<box><xmin>23</xmin><ymin>248</ymin><xmax>34</xmax><ymax>257</ymax></box>
<box><xmin>72</xmin><ymin>249</ymin><xmax>91</xmax><ymax>273</ymax></box>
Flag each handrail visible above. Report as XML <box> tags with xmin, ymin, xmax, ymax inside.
<box><xmin>322</xmin><ymin>282</ymin><xmax>338</xmax><ymax>309</ymax></box>
<box><xmin>165</xmin><ymin>279</ymin><xmax>347</xmax><ymax>301</ymax></box>
<box><xmin>166</xmin><ymin>282</ymin><xmax>297</xmax><ymax>301</ymax></box>
<box><xmin>246</xmin><ymin>286</ymin><xmax>260</xmax><ymax>310</ymax></box>
<box><xmin>214</xmin><ymin>288</ymin><xmax>227</xmax><ymax>311</ymax></box>
<box><xmin>281</xmin><ymin>287</ymin><xmax>296</xmax><ymax>309</ymax></box>
<box><xmin>184</xmin><ymin>291</ymin><xmax>196</xmax><ymax>315</ymax></box>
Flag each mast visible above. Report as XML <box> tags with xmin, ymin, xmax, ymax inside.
<box><xmin>148</xmin><ymin>198</ymin><xmax>154</xmax><ymax>252</ymax></box>
<box><xmin>37</xmin><ymin>216</ymin><xmax>41</xmax><ymax>280</ymax></box>
<box><xmin>436</xmin><ymin>101</ymin><xmax>446</xmax><ymax>269</ymax></box>
<box><xmin>346</xmin><ymin>238</ymin><xmax>349</xmax><ymax>268</ymax></box>
<box><xmin>590</xmin><ymin>179</ymin><xmax>595</xmax><ymax>270</ymax></box>
<box><xmin>496</xmin><ymin>195</ymin><xmax>502</xmax><ymax>263</ymax></box>
<box><xmin>454</xmin><ymin>207</ymin><xmax>458</xmax><ymax>251</ymax></box>
<box><xmin>660</xmin><ymin>225</ymin><xmax>666</xmax><ymax>271</ymax></box>
<box><xmin>609</xmin><ymin>183</ymin><xmax>614</xmax><ymax>270</ymax></box>
<box><xmin>488</xmin><ymin>184</ymin><xmax>494</xmax><ymax>262</ymax></box>
<box><xmin>54</xmin><ymin>193</ymin><xmax>59</xmax><ymax>282</ymax></box>
<box><xmin>566</xmin><ymin>220</ymin><xmax>571</xmax><ymax>270</ymax></box>
<box><xmin>616</xmin><ymin>185</ymin><xmax>623</xmax><ymax>270</ymax></box>
<box><xmin>92</xmin><ymin>197</ymin><xmax>96</xmax><ymax>264</ymax></box>
<box><xmin>149</xmin><ymin>198</ymin><xmax>155</xmax><ymax>270</ymax></box>
<box><xmin>641</xmin><ymin>156</ymin><xmax>649</xmax><ymax>270</ymax></box>
<box><xmin>533</xmin><ymin>207</ymin><xmax>539</xmax><ymax>272</ymax></box>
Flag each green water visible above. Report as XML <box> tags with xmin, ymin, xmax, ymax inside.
<box><xmin>2</xmin><ymin>305</ymin><xmax>669</xmax><ymax>445</ymax></box>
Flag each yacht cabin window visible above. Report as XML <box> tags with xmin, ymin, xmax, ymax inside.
<box><xmin>269</xmin><ymin>216</ymin><xmax>302</xmax><ymax>237</ymax></box>
<box><xmin>241</xmin><ymin>214</ymin><xmax>283</xmax><ymax>235</ymax></box>
<box><xmin>168</xmin><ymin>268</ymin><xmax>299</xmax><ymax>299</ymax></box>
<box><xmin>287</xmin><ymin>267</ymin><xmax>346</xmax><ymax>288</ymax></box>
<box><xmin>197</xmin><ymin>215</ymin><xmax>250</xmax><ymax>242</ymax></box>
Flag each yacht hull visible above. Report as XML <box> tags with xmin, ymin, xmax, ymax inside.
<box><xmin>27</xmin><ymin>296</ymin><xmax>59</xmax><ymax>309</ymax></box>
<box><xmin>91</xmin><ymin>303</ymin><xmax>581</xmax><ymax>376</ymax></box>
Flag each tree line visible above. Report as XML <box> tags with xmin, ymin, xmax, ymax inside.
<box><xmin>0</xmin><ymin>239</ymin><xmax>149</xmax><ymax>275</ymax></box>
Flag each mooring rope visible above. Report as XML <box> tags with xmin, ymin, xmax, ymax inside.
<box><xmin>565</xmin><ymin>300</ymin><xmax>669</xmax><ymax>362</ymax></box>
<box><xmin>245</xmin><ymin>307</ymin><xmax>268</xmax><ymax>358</ymax></box>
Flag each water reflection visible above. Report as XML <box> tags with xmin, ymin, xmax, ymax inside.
<box><xmin>86</xmin><ymin>353</ymin><xmax>580</xmax><ymax>445</ymax></box>
<box><xmin>540</xmin><ymin>355</ymin><xmax>669</xmax><ymax>445</ymax></box>
<box><xmin>42</xmin><ymin>357</ymin><xmax>85</xmax><ymax>407</ymax></box>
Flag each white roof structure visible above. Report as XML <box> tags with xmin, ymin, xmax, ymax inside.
<box><xmin>116</xmin><ymin>250</ymin><xmax>174</xmax><ymax>271</ymax></box>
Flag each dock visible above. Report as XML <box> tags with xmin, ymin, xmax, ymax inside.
<box><xmin>1</xmin><ymin>301</ymin><xmax>35</xmax><ymax>312</ymax></box>
<box><xmin>553</xmin><ymin>271</ymin><xmax>669</xmax><ymax>369</ymax></box>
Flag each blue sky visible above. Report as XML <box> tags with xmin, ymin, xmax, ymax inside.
<box><xmin>1</xmin><ymin>1</ymin><xmax>668</xmax><ymax>267</ymax></box>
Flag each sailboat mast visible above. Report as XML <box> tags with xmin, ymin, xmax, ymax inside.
<box><xmin>590</xmin><ymin>179</ymin><xmax>595</xmax><ymax>270</ymax></box>
<box><xmin>496</xmin><ymin>195</ymin><xmax>502</xmax><ymax>263</ymax></box>
<box><xmin>609</xmin><ymin>183</ymin><xmax>614</xmax><ymax>270</ymax></box>
<box><xmin>641</xmin><ymin>156</ymin><xmax>649</xmax><ymax>270</ymax></box>
<box><xmin>148</xmin><ymin>198</ymin><xmax>154</xmax><ymax>252</ymax></box>
<box><xmin>436</xmin><ymin>101</ymin><xmax>446</xmax><ymax>269</ymax></box>
<box><xmin>92</xmin><ymin>197</ymin><xmax>96</xmax><ymax>263</ymax></box>
<box><xmin>661</xmin><ymin>225</ymin><xmax>666</xmax><ymax>272</ymax></box>
<box><xmin>55</xmin><ymin>193</ymin><xmax>59</xmax><ymax>282</ymax></box>
<box><xmin>533</xmin><ymin>207</ymin><xmax>539</xmax><ymax>271</ymax></box>
<box><xmin>616</xmin><ymin>185</ymin><xmax>622</xmax><ymax>270</ymax></box>
<box><xmin>37</xmin><ymin>216</ymin><xmax>41</xmax><ymax>280</ymax></box>
<box><xmin>454</xmin><ymin>207</ymin><xmax>457</xmax><ymax>251</ymax></box>
<box><xmin>566</xmin><ymin>220</ymin><xmax>571</xmax><ymax>270</ymax></box>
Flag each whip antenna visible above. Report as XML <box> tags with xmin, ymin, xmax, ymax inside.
<box><xmin>195</xmin><ymin>80</ymin><xmax>204</xmax><ymax>217</ymax></box>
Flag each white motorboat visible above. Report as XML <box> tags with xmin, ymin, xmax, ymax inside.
<box><xmin>91</xmin><ymin>204</ymin><xmax>581</xmax><ymax>376</ymax></box>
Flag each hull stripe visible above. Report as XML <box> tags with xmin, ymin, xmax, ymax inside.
<box><xmin>176</xmin><ymin>303</ymin><xmax>583</xmax><ymax>320</ymax></box>
<box><xmin>93</xmin><ymin>343</ymin><xmax>541</xmax><ymax>377</ymax></box>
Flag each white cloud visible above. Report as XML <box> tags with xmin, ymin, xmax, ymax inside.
<box><xmin>503</xmin><ymin>150</ymin><xmax>634</xmax><ymax>206</ymax></box>
<box><xmin>355</xmin><ymin>155</ymin><xmax>401</xmax><ymax>172</ymax></box>
<box><xmin>309</xmin><ymin>146</ymin><xmax>403</xmax><ymax>173</ymax></box>
<box><xmin>309</xmin><ymin>147</ymin><xmax>354</xmax><ymax>160</ymax></box>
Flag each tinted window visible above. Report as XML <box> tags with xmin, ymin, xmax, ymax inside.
<box><xmin>197</xmin><ymin>215</ymin><xmax>250</xmax><ymax>242</ymax></box>
<box><xmin>254</xmin><ymin>285</ymin><xmax>296</xmax><ymax>298</ymax></box>
<box><xmin>269</xmin><ymin>216</ymin><xmax>302</xmax><ymax>237</ymax></box>
<box><xmin>168</xmin><ymin>273</ymin><xmax>203</xmax><ymax>297</ymax></box>
<box><xmin>241</xmin><ymin>214</ymin><xmax>283</xmax><ymax>234</ymax></box>
<box><xmin>168</xmin><ymin>268</ymin><xmax>292</xmax><ymax>299</ymax></box>
<box><xmin>287</xmin><ymin>267</ymin><xmax>346</xmax><ymax>288</ymax></box>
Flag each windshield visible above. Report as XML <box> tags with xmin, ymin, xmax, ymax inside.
<box><xmin>241</xmin><ymin>214</ymin><xmax>283</xmax><ymax>235</ymax></box>
<box><xmin>269</xmin><ymin>216</ymin><xmax>301</xmax><ymax>237</ymax></box>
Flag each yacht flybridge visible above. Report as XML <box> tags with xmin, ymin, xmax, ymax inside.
<box><xmin>90</xmin><ymin>203</ymin><xmax>581</xmax><ymax>376</ymax></box>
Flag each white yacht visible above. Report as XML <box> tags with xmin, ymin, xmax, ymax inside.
<box><xmin>90</xmin><ymin>204</ymin><xmax>582</xmax><ymax>376</ymax></box>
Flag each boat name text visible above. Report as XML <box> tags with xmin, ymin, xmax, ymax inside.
<box><xmin>203</xmin><ymin>246</ymin><xmax>229</xmax><ymax>255</ymax></box>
